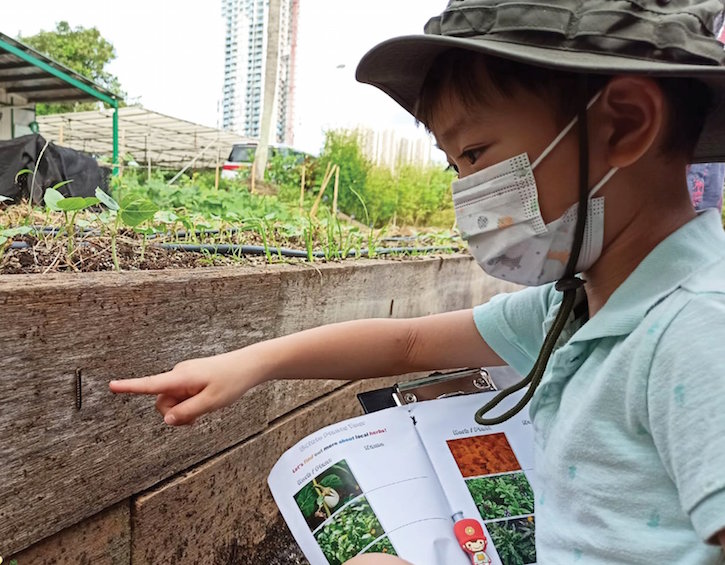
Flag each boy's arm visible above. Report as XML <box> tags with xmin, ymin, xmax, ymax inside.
<box><xmin>109</xmin><ymin>309</ymin><xmax>504</xmax><ymax>425</ymax></box>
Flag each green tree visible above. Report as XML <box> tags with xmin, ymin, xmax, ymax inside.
<box><xmin>19</xmin><ymin>21</ymin><xmax>124</xmax><ymax>114</ymax></box>
<box><xmin>318</xmin><ymin>130</ymin><xmax>371</xmax><ymax>222</ymax></box>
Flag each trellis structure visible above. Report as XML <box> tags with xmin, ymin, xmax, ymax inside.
<box><xmin>0</xmin><ymin>31</ymin><xmax>122</xmax><ymax>172</ymax></box>
<box><xmin>37</xmin><ymin>106</ymin><xmax>254</xmax><ymax>171</ymax></box>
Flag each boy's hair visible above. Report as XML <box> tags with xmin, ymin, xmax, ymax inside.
<box><xmin>416</xmin><ymin>49</ymin><xmax>712</xmax><ymax>160</ymax></box>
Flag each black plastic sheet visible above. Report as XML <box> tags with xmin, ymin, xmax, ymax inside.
<box><xmin>0</xmin><ymin>133</ymin><xmax>109</xmax><ymax>204</ymax></box>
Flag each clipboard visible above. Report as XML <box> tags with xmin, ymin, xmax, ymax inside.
<box><xmin>357</xmin><ymin>365</ymin><xmax>521</xmax><ymax>414</ymax></box>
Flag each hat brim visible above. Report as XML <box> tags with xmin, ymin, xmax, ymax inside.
<box><xmin>356</xmin><ymin>34</ymin><xmax>725</xmax><ymax>162</ymax></box>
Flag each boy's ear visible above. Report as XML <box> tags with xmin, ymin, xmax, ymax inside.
<box><xmin>597</xmin><ymin>76</ymin><xmax>666</xmax><ymax>168</ymax></box>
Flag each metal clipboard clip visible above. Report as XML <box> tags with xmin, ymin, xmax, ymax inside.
<box><xmin>357</xmin><ymin>366</ymin><xmax>520</xmax><ymax>414</ymax></box>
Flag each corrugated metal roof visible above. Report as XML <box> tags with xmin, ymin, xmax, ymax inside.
<box><xmin>37</xmin><ymin>106</ymin><xmax>255</xmax><ymax>169</ymax></box>
<box><xmin>0</xmin><ymin>31</ymin><xmax>118</xmax><ymax>104</ymax></box>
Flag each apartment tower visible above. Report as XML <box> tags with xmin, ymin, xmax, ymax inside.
<box><xmin>221</xmin><ymin>0</ymin><xmax>299</xmax><ymax>144</ymax></box>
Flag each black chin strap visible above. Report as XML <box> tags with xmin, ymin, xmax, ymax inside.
<box><xmin>474</xmin><ymin>76</ymin><xmax>590</xmax><ymax>426</ymax></box>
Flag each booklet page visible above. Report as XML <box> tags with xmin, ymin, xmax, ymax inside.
<box><xmin>268</xmin><ymin>406</ymin><xmax>469</xmax><ymax>565</ymax></box>
<box><xmin>411</xmin><ymin>389</ymin><xmax>536</xmax><ymax>565</ymax></box>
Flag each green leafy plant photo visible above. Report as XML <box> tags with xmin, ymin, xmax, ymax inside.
<box><xmin>488</xmin><ymin>517</ymin><xmax>536</xmax><ymax>565</ymax></box>
<box><xmin>313</xmin><ymin>497</ymin><xmax>385</xmax><ymax>565</ymax></box>
<box><xmin>466</xmin><ymin>472</ymin><xmax>534</xmax><ymax>521</ymax></box>
<box><xmin>294</xmin><ymin>460</ymin><xmax>362</xmax><ymax>532</ymax></box>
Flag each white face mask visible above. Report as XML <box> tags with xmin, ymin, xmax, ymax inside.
<box><xmin>451</xmin><ymin>94</ymin><xmax>618</xmax><ymax>286</ymax></box>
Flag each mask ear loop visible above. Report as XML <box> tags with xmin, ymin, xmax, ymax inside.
<box><xmin>475</xmin><ymin>75</ymin><xmax>591</xmax><ymax>425</ymax></box>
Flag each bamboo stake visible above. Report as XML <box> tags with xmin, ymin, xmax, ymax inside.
<box><xmin>332</xmin><ymin>165</ymin><xmax>340</xmax><ymax>215</ymax></box>
<box><xmin>299</xmin><ymin>164</ymin><xmax>306</xmax><ymax>210</ymax></box>
<box><xmin>310</xmin><ymin>163</ymin><xmax>336</xmax><ymax>219</ymax></box>
<box><xmin>214</xmin><ymin>147</ymin><xmax>221</xmax><ymax>192</ymax></box>
<box><xmin>251</xmin><ymin>160</ymin><xmax>256</xmax><ymax>194</ymax></box>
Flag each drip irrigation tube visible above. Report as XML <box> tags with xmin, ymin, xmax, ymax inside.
<box><xmin>8</xmin><ymin>240</ymin><xmax>460</xmax><ymax>259</ymax></box>
<box><xmin>156</xmin><ymin>243</ymin><xmax>460</xmax><ymax>258</ymax></box>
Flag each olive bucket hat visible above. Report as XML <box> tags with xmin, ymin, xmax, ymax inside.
<box><xmin>356</xmin><ymin>0</ymin><xmax>725</xmax><ymax>162</ymax></box>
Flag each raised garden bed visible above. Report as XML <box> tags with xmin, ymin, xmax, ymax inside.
<box><xmin>1</xmin><ymin>255</ymin><xmax>517</xmax><ymax>563</ymax></box>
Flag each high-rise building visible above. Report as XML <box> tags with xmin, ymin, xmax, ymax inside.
<box><xmin>221</xmin><ymin>0</ymin><xmax>299</xmax><ymax>144</ymax></box>
<box><xmin>358</xmin><ymin>128</ymin><xmax>437</xmax><ymax>171</ymax></box>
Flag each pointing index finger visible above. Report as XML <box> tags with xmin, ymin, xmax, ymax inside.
<box><xmin>109</xmin><ymin>371</ymin><xmax>174</xmax><ymax>395</ymax></box>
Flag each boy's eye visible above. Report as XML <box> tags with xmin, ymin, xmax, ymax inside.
<box><xmin>462</xmin><ymin>147</ymin><xmax>485</xmax><ymax>165</ymax></box>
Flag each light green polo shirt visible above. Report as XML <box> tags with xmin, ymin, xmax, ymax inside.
<box><xmin>473</xmin><ymin>209</ymin><xmax>725</xmax><ymax>564</ymax></box>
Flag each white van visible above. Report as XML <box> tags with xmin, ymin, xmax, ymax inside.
<box><xmin>222</xmin><ymin>142</ymin><xmax>308</xmax><ymax>179</ymax></box>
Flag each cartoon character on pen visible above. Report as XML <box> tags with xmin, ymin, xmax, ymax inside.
<box><xmin>454</xmin><ymin>519</ymin><xmax>492</xmax><ymax>564</ymax></box>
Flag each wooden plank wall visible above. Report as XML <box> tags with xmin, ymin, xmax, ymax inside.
<box><xmin>0</xmin><ymin>256</ymin><xmax>517</xmax><ymax>557</ymax></box>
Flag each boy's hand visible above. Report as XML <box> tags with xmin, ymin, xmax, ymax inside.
<box><xmin>109</xmin><ymin>352</ymin><xmax>260</xmax><ymax>426</ymax></box>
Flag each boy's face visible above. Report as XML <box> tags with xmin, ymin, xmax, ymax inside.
<box><xmin>431</xmin><ymin>73</ymin><xmax>598</xmax><ymax>225</ymax></box>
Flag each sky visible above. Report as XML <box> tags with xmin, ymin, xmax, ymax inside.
<box><xmin>5</xmin><ymin>0</ymin><xmax>446</xmax><ymax>156</ymax></box>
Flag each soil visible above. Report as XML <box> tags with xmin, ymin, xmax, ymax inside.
<box><xmin>0</xmin><ymin>235</ymin><xmax>266</xmax><ymax>274</ymax></box>
<box><xmin>0</xmin><ymin>232</ymin><xmax>459</xmax><ymax>275</ymax></box>
<box><xmin>215</xmin><ymin>515</ymin><xmax>309</xmax><ymax>565</ymax></box>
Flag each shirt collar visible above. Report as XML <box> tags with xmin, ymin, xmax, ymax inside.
<box><xmin>571</xmin><ymin>209</ymin><xmax>725</xmax><ymax>343</ymax></box>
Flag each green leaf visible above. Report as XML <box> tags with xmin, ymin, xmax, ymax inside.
<box><xmin>295</xmin><ymin>483</ymin><xmax>317</xmax><ymax>518</ymax></box>
<box><xmin>155</xmin><ymin>210</ymin><xmax>178</xmax><ymax>224</ymax></box>
<box><xmin>56</xmin><ymin>196</ymin><xmax>99</xmax><ymax>212</ymax></box>
<box><xmin>120</xmin><ymin>198</ymin><xmax>158</xmax><ymax>227</ymax></box>
<box><xmin>133</xmin><ymin>226</ymin><xmax>157</xmax><ymax>235</ymax></box>
<box><xmin>1</xmin><ymin>226</ymin><xmax>33</xmax><ymax>237</ymax></box>
<box><xmin>0</xmin><ymin>235</ymin><xmax>7</xmax><ymax>245</ymax></box>
<box><xmin>95</xmin><ymin>187</ymin><xmax>120</xmax><ymax>211</ymax></box>
<box><xmin>51</xmin><ymin>179</ymin><xmax>74</xmax><ymax>191</ymax></box>
<box><xmin>320</xmin><ymin>474</ymin><xmax>343</xmax><ymax>489</ymax></box>
<box><xmin>44</xmin><ymin>187</ymin><xmax>64</xmax><ymax>211</ymax></box>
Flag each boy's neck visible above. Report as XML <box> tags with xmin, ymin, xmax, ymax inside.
<box><xmin>583</xmin><ymin>171</ymin><xmax>696</xmax><ymax>317</ymax></box>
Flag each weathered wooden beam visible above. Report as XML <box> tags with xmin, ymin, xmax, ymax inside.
<box><xmin>131</xmin><ymin>378</ymin><xmax>398</xmax><ymax>564</ymax></box>
<box><xmin>0</xmin><ymin>257</ymin><xmax>515</xmax><ymax>555</ymax></box>
<box><xmin>6</xmin><ymin>502</ymin><xmax>130</xmax><ymax>565</ymax></box>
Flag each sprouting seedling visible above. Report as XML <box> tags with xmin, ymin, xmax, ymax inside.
<box><xmin>133</xmin><ymin>222</ymin><xmax>158</xmax><ymax>263</ymax></box>
<box><xmin>349</xmin><ymin>185</ymin><xmax>377</xmax><ymax>258</ymax></box>
<box><xmin>94</xmin><ymin>188</ymin><xmax>158</xmax><ymax>271</ymax></box>
<box><xmin>0</xmin><ymin>225</ymin><xmax>33</xmax><ymax>262</ymax></box>
<box><xmin>45</xmin><ymin>183</ymin><xmax>99</xmax><ymax>266</ymax></box>
<box><xmin>17</xmin><ymin>138</ymin><xmax>51</xmax><ymax>215</ymax></box>
<box><xmin>303</xmin><ymin>214</ymin><xmax>316</xmax><ymax>262</ymax></box>
<box><xmin>321</xmin><ymin>208</ymin><xmax>341</xmax><ymax>261</ymax></box>
<box><xmin>262</xmin><ymin>216</ymin><xmax>284</xmax><ymax>261</ymax></box>
<box><xmin>94</xmin><ymin>188</ymin><xmax>121</xmax><ymax>271</ymax></box>
<box><xmin>257</xmin><ymin>218</ymin><xmax>272</xmax><ymax>262</ymax></box>
<box><xmin>14</xmin><ymin>168</ymin><xmax>32</xmax><ymax>205</ymax></box>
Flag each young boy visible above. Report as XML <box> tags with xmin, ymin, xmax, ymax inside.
<box><xmin>111</xmin><ymin>1</ymin><xmax>725</xmax><ymax>563</ymax></box>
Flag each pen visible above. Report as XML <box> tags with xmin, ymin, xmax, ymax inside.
<box><xmin>453</xmin><ymin>513</ymin><xmax>492</xmax><ymax>564</ymax></box>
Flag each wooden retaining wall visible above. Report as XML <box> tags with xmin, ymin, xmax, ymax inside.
<box><xmin>0</xmin><ymin>256</ymin><xmax>517</xmax><ymax>563</ymax></box>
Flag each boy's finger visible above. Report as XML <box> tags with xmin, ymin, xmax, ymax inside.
<box><xmin>164</xmin><ymin>389</ymin><xmax>215</xmax><ymax>426</ymax></box>
<box><xmin>155</xmin><ymin>393</ymin><xmax>181</xmax><ymax>416</ymax></box>
<box><xmin>108</xmin><ymin>372</ymin><xmax>176</xmax><ymax>395</ymax></box>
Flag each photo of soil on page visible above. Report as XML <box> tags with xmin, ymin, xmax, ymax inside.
<box><xmin>487</xmin><ymin>516</ymin><xmax>536</xmax><ymax>565</ymax></box>
<box><xmin>313</xmin><ymin>496</ymin><xmax>394</xmax><ymax>565</ymax></box>
<box><xmin>294</xmin><ymin>460</ymin><xmax>362</xmax><ymax>531</ymax></box>
<box><xmin>447</xmin><ymin>433</ymin><xmax>522</xmax><ymax>477</ymax></box>
<box><xmin>466</xmin><ymin>472</ymin><xmax>535</xmax><ymax>520</ymax></box>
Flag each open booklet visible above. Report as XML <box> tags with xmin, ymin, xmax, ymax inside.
<box><xmin>268</xmin><ymin>370</ymin><xmax>536</xmax><ymax>565</ymax></box>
